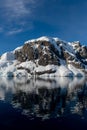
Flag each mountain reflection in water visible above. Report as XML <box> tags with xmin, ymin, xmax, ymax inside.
<box><xmin>0</xmin><ymin>77</ymin><xmax>87</xmax><ymax>120</ymax></box>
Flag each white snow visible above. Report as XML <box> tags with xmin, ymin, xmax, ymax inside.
<box><xmin>35</xmin><ymin>65</ymin><xmax>74</xmax><ymax>77</ymax></box>
<box><xmin>14</xmin><ymin>69</ymin><xmax>28</xmax><ymax>78</ymax></box>
<box><xmin>25</xmin><ymin>36</ymin><xmax>50</xmax><ymax>43</ymax></box>
<box><xmin>53</xmin><ymin>37</ymin><xmax>62</xmax><ymax>42</ymax></box>
<box><xmin>1</xmin><ymin>52</ymin><xmax>15</xmax><ymax>61</ymax></box>
<box><xmin>0</xmin><ymin>36</ymin><xmax>86</xmax><ymax>77</ymax></box>
<box><xmin>1</xmin><ymin>65</ymin><xmax>16</xmax><ymax>77</ymax></box>
<box><xmin>17</xmin><ymin>61</ymin><xmax>36</xmax><ymax>73</ymax></box>
<box><xmin>68</xmin><ymin>64</ymin><xmax>84</xmax><ymax>77</ymax></box>
<box><xmin>56</xmin><ymin>65</ymin><xmax>73</xmax><ymax>77</ymax></box>
<box><xmin>25</xmin><ymin>36</ymin><xmax>61</xmax><ymax>53</ymax></box>
<box><xmin>35</xmin><ymin>65</ymin><xmax>57</xmax><ymax>73</ymax></box>
<box><xmin>14</xmin><ymin>46</ymin><xmax>22</xmax><ymax>51</ymax></box>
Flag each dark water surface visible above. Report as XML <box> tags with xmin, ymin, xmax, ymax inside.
<box><xmin>0</xmin><ymin>77</ymin><xmax>87</xmax><ymax>130</ymax></box>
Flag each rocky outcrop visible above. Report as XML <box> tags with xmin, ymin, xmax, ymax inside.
<box><xmin>14</xmin><ymin>36</ymin><xmax>87</xmax><ymax>76</ymax></box>
<box><xmin>15</xmin><ymin>40</ymin><xmax>60</xmax><ymax>66</ymax></box>
<box><xmin>1</xmin><ymin>36</ymin><xmax>87</xmax><ymax>77</ymax></box>
<box><xmin>15</xmin><ymin>41</ymin><xmax>86</xmax><ymax>65</ymax></box>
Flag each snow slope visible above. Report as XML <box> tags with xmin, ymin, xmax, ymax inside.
<box><xmin>0</xmin><ymin>36</ymin><xmax>87</xmax><ymax>77</ymax></box>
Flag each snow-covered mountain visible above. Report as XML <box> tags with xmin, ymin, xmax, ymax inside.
<box><xmin>0</xmin><ymin>36</ymin><xmax>87</xmax><ymax>77</ymax></box>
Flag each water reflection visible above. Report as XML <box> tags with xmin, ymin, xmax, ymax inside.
<box><xmin>0</xmin><ymin>77</ymin><xmax>87</xmax><ymax>120</ymax></box>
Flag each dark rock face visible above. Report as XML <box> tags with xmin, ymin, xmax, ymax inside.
<box><xmin>14</xmin><ymin>39</ymin><xmax>87</xmax><ymax>69</ymax></box>
<box><xmin>15</xmin><ymin>41</ymin><xmax>60</xmax><ymax>66</ymax></box>
<box><xmin>73</xmin><ymin>41</ymin><xmax>81</xmax><ymax>49</ymax></box>
<box><xmin>15</xmin><ymin>51</ymin><xmax>24</xmax><ymax>62</ymax></box>
<box><xmin>75</xmin><ymin>46</ymin><xmax>87</xmax><ymax>60</ymax></box>
<box><xmin>63</xmin><ymin>51</ymin><xmax>71</xmax><ymax>59</ymax></box>
<box><xmin>79</xmin><ymin>46</ymin><xmax>87</xmax><ymax>59</ymax></box>
<box><xmin>15</xmin><ymin>44</ymin><xmax>35</xmax><ymax>62</ymax></box>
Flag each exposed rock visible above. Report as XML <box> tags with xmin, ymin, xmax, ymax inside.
<box><xmin>1</xmin><ymin>36</ymin><xmax>87</xmax><ymax>77</ymax></box>
<box><xmin>15</xmin><ymin>41</ymin><xmax>60</xmax><ymax>66</ymax></box>
<box><xmin>69</xmin><ymin>62</ymin><xmax>85</xmax><ymax>69</ymax></box>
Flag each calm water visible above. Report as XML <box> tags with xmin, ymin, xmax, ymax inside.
<box><xmin>0</xmin><ymin>77</ymin><xmax>87</xmax><ymax>129</ymax></box>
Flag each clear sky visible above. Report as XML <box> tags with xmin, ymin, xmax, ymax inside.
<box><xmin>0</xmin><ymin>0</ymin><xmax>87</xmax><ymax>54</ymax></box>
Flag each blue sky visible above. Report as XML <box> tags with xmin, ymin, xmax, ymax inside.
<box><xmin>0</xmin><ymin>0</ymin><xmax>87</xmax><ymax>54</ymax></box>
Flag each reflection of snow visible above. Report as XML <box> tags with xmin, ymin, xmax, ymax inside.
<box><xmin>0</xmin><ymin>76</ymin><xmax>86</xmax><ymax>120</ymax></box>
<box><xmin>0</xmin><ymin>77</ymin><xmax>85</xmax><ymax>100</ymax></box>
<box><xmin>68</xmin><ymin>77</ymin><xmax>85</xmax><ymax>94</ymax></box>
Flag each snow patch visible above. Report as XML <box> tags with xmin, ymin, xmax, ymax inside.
<box><xmin>56</xmin><ymin>65</ymin><xmax>73</xmax><ymax>77</ymax></box>
<box><xmin>14</xmin><ymin>46</ymin><xmax>22</xmax><ymax>51</ymax></box>
<box><xmin>1</xmin><ymin>52</ymin><xmax>15</xmax><ymax>61</ymax></box>
<box><xmin>68</xmin><ymin>64</ymin><xmax>84</xmax><ymax>77</ymax></box>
